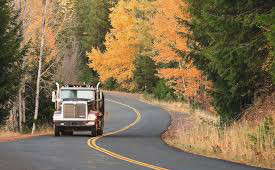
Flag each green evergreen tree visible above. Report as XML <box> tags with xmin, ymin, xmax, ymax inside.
<box><xmin>74</xmin><ymin>0</ymin><xmax>113</xmax><ymax>52</ymax></box>
<box><xmin>0</xmin><ymin>0</ymin><xmax>25</xmax><ymax>124</ymax></box>
<box><xmin>153</xmin><ymin>79</ymin><xmax>176</xmax><ymax>101</ymax></box>
<box><xmin>79</xmin><ymin>64</ymin><xmax>99</xmax><ymax>85</ymax></box>
<box><xmin>104</xmin><ymin>77</ymin><xmax>118</xmax><ymax>90</ymax></box>
<box><xmin>133</xmin><ymin>55</ymin><xmax>159</xmax><ymax>93</ymax></box>
<box><xmin>256</xmin><ymin>8</ymin><xmax>275</xmax><ymax>84</ymax></box>
<box><xmin>74</xmin><ymin>0</ymin><xmax>115</xmax><ymax>83</ymax></box>
<box><xmin>185</xmin><ymin>0</ymin><xmax>274</xmax><ymax>123</ymax></box>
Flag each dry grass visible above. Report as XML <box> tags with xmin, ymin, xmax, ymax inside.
<box><xmin>0</xmin><ymin>124</ymin><xmax>53</xmax><ymax>142</ymax></box>
<box><xmin>142</xmin><ymin>95</ymin><xmax>275</xmax><ymax>169</ymax></box>
<box><xmin>0</xmin><ymin>129</ymin><xmax>20</xmax><ymax>138</ymax></box>
<box><xmin>35</xmin><ymin>124</ymin><xmax>53</xmax><ymax>135</ymax></box>
<box><xmin>140</xmin><ymin>95</ymin><xmax>218</xmax><ymax>122</ymax></box>
<box><xmin>163</xmin><ymin>118</ymin><xmax>274</xmax><ymax>169</ymax></box>
<box><xmin>103</xmin><ymin>90</ymin><xmax>142</xmax><ymax>98</ymax></box>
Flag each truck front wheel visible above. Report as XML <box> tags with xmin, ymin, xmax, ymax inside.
<box><xmin>91</xmin><ymin>126</ymin><xmax>97</xmax><ymax>137</ymax></box>
<box><xmin>54</xmin><ymin>125</ymin><xmax>60</xmax><ymax>137</ymax></box>
<box><xmin>61</xmin><ymin>131</ymin><xmax>73</xmax><ymax>136</ymax></box>
<box><xmin>97</xmin><ymin>120</ymin><xmax>104</xmax><ymax>136</ymax></box>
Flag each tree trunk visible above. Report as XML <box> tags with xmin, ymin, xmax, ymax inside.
<box><xmin>22</xmin><ymin>86</ymin><xmax>26</xmax><ymax>124</ymax></box>
<box><xmin>12</xmin><ymin>106</ymin><xmax>18</xmax><ymax>132</ymax></box>
<box><xmin>19</xmin><ymin>0</ymin><xmax>28</xmax><ymax>130</ymax></box>
<box><xmin>13</xmin><ymin>0</ymin><xmax>24</xmax><ymax>133</ymax></box>
<box><xmin>179</xmin><ymin>61</ymin><xmax>191</xmax><ymax>105</ymax></box>
<box><xmin>14</xmin><ymin>0</ymin><xmax>21</xmax><ymax>10</ymax></box>
<box><xmin>18</xmin><ymin>89</ymin><xmax>23</xmax><ymax>132</ymax></box>
<box><xmin>32</xmin><ymin>0</ymin><xmax>48</xmax><ymax>134</ymax></box>
<box><xmin>18</xmin><ymin>76</ymin><xmax>27</xmax><ymax>132</ymax></box>
<box><xmin>9</xmin><ymin>109</ymin><xmax>15</xmax><ymax>132</ymax></box>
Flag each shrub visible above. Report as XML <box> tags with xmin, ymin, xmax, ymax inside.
<box><xmin>153</xmin><ymin>79</ymin><xmax>176</xmax><ymax>101</ymax></box>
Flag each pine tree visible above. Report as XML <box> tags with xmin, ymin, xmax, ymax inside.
<box><xmin>0</xmin><ymin>0</ymin><xmax>25</xmax><ymax>124</ymax></box>
<box><xmin>133</xmin><ymin>55</ymin><xmax>158</xmax><ymax>93</ymax></box>
<box><xmin>74</xmin><ymin>0</ymin><xmax>113</xmax><ymax>52</ymax></box>
<box><xmin>256</xmin><ymin>8</ymin><xmax>275</xmax><ymax>84</ymax></box>
<box><xmin>74</xmin><ymin>0</ymin><xmax>114</xmax><ymax>83</ymax></box>
<box><xmin>186</xmin><ymin>0</ymin><xmax>274</xmax><ymax>123</ymax></box>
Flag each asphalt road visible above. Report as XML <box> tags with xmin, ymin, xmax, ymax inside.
<box><xmin>0</xmin><ymin>93</ymin><xmax>269</xmax><ymax>170</ymax></box>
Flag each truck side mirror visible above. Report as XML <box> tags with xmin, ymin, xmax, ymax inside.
<box><xmin>52</xmin><ymin>91</ymin><xmax>56</xmax><ymax>102</ymax></box>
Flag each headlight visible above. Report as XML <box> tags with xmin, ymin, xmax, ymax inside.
<box><xmin>88</xmin><ymin>114</ymin><xmax>96</xmax><ymax>120</ymax></box>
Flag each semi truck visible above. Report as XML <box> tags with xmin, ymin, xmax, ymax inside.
<box><xmin>51</xmin><ymin>82</ymin><xmax>104</xmax><ymax>137</ymax></box>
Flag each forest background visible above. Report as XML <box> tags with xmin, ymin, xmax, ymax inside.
<box><xmin>0</xmin><ymin>0</ymin><xmax>274</xmax><ymax>168</ymax></box>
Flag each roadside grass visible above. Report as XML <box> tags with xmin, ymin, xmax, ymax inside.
<box><xmin>141</xmin><ymin>93</ymin><xmax>217</xmax><ymax>122</ymax></box>
<box><xmin>35</xmin><ymin>124</ymin><xmax>53</xmax><ymax>135</ymax></box>
<box><xmin>164</xmin><ymin>117</ymin><xmax>274</xmax><ymax>169</ymax></box>
<box><xmin>0</xmin><ymin>124</ymin><xmax>53</xmax><ymax>142</ymax></box>
<box><xmin>141</xmin><ymin>94</ymin><xmax>275</xmax><ymax>169</ymax></box>
<box><xmin>0</xmin><ymin>129</ymin><xmax>20</xmax><ymax>137</ymax></box>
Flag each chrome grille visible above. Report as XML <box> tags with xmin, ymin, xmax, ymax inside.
<box><xmin>63</xmin><ymin>104</ymin><xmax>74</xmax><ymax>118</ymax></box>
<box><xmin>63</xmin><ymin>104</ymin><xmax>86</xmax><ymax>118</ymax></box>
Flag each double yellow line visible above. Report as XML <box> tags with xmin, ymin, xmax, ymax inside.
<box><xmin>87</xmin><ymin>99</ymin><xmax>170</xmax><ymax>170</ymax></box>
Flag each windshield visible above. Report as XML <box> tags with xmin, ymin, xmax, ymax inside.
<box><xmin>61</xmin><ymin>89</ymin><xmax>95</xmax><ymax>100</ymax></box>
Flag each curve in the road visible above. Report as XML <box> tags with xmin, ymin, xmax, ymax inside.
<box><xmin>87</xmin><ymin>99</ymin><xmax>170</xmax><ymax>170</ymax></box>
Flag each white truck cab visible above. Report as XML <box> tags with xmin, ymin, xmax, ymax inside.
<box><xmin>52</xmin><ymin>83</ymin><xmax>104</xmax><ymax>136</ymax></box>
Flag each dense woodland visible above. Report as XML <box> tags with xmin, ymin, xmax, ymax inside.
<box><xmin>0</xmin><ymin>0</ymin><xmax>274</xmax><ymax>132</ymax></box>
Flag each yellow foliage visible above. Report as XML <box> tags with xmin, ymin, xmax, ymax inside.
<box><xmin>88</xmin><ymin>0</ymin><xmax>211</xmax><ymax>100</ymax></box>
<box><xmin>151</xmin><ymin>0</ymin><xmax>211</xmax><ymax>103</ymax></box>
<box><xmin>88</xmin><ymin>0</ymin><xmax>149</xmax><ymax>88</ymax></box>
<box><xmin>151</xmin><ymin>0</ymin><xmax>190</xmax><ymax>64</ymax></box>
<box><xmin>58</xmin><ymin>0</ymin><xmax>75</xmax><ymax>14</ymax></box>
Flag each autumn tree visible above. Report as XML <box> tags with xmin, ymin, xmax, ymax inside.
<box><xmin>151</xmin><ymin>0</ymin><xmax>211</xmax><ymax>105</ymax></box>
<box><xmin>88</xmin><ymin>0</ymin><xmax>154</xmax><ymax>89</ymax></box>
<box><xmin>0</xmin><ymin>0</ymin><xmax>25</xmax><ymax>125</ymax></box>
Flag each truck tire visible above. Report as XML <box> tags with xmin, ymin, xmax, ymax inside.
<box><xmin>54</xmin><ymin>125</ymin><xmax>60</xmax><ymax>137</ymax></box>
<box><xmin>61</xmin><ymin>131</ymin><xmax>73</xmax><ymax>136</ymax></box>
<box><xmin>91</xmin><ymin>126</ymin><xmax>97</xmax><ymax>137</ymax></box>
<box><xmin>97</xmin><ymin>128</ymin><xmax>103</xmax><ymax>136</ymax></box>
<box><xmin>97</xmin><ymin>120</ymin><xmax>104</xmax><ymax>136</ymax></box>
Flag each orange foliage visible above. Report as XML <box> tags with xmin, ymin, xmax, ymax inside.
<box><xmin>152</xmin><ymin>0</ymin><xmax>189</xmax><ymax>64</ymax></box>
<box><xmin>88</xmin><ymin>0</ymin><xmax>144</xmax><ymax>89</ymax></box>
<box><xmin>158</xmin><ymin>66</ymin><xmax>201</xmax><ymax>97</ymax></box>
<box><xmin>151</xmin><ymin>0</ymin><xmax>211</xmax><ymax>102</ymax></box>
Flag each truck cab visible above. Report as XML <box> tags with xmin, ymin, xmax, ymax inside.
<box><xmin>52</xmin><ymin>83</ymin><xmax>104</xmax><ymax>137</ymax></box>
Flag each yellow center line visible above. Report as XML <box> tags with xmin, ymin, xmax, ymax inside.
<box><xmin>87</xmin><ymin>99</ymin><xmax>171</xmax><ymax>170</ymax></box>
